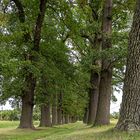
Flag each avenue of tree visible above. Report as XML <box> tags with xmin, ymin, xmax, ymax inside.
<box><xmin>0</xmin><ymin>0</ymin><xmax>140</xmax><ymax>132</ymax></box>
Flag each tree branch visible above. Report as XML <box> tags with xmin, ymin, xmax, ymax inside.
<box><xmin>33</xmin><ymin>0</ymin><xmax>47</xmax><ymax>51</ymax></box>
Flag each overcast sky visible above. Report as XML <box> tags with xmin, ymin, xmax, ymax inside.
<box><xmin>110</xmin><ymin>91</ymin><xmax>122</xmax><ymax>113</ymax></box>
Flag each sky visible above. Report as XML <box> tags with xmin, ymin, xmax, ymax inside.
<box><xmin>110</xmin><ymin>91</ymin><xmax>122</xmax><ymax>113</ymax></box>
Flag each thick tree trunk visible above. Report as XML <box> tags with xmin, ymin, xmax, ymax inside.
<box><xmin>95</xmin><ymin>71</ymin><xmax>112</xmax><ymax>125</ymax></box>
<box><xmin>40</xmin><ymin>103</ymin><xmax>52</xmax><ymax>127</ymax></box>
<box><xmin>52</xmin><ymin>94</ymin><xmax>57</xmax><ymax>125</ymax></box>
<box><xmin>87</xmin><ymin>32</ymin><xmax>102</xmax><ymax>124</ymax></box>
<box><xmin>87</xmin><ymin>72</ymin><xmax>100</xmax><ymax>124</ymax></box>
<box><xmin>94</xmin><ymin>0</ymin><xmax>113</xmax><ymax>125</ymax></box>
<box><xmin>39</xmin><ymin>78</ymin><xmax>51</xmax><ymax>127</ymax></box>
<box><xmin>115</xmin><ymin>1</ymin><xmax>140</xmax><ymax>131</ymax></box>
<box><xmin>19</xmin><ymin>74</ymin><xmax>36</xmax><ymax>128</ymax></box>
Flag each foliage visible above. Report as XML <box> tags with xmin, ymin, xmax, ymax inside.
<box><xmin>110</xmin><ymin>112</ymin><xmax>119</xmax><ymax>119</ymax></box>
<box><xmin>0</xmin><ymin>110</ymin><xmax>20</xmax><ymax>121</ymax></box>
<box><xmin>0</xmin><ymin>107</ymin><xmax>40</xmax><ymax>121</ymax></box>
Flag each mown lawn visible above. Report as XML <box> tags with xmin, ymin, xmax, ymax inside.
<box><xmin>0</xmin><ymin>120</ymin><xmax>140</xmax><ymax>140</ymax></box>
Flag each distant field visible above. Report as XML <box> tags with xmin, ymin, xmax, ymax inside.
<box><xmin>0</xmin><ymin>120</ymin><xmax>140</xmax><ymax>140</ymax></box>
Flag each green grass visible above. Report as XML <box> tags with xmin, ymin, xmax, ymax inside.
<box><xmin>0</xmin><ymin>120</ymin><xmax>140</xmax><ymax>140</ymax></box>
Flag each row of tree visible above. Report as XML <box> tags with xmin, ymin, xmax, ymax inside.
<box><xmin>0</xmin><ymin>0</ymin><xmax>138</xmax><ymax>131</ymax></box>
<box><xmin>0</xmin><ymin>0</ymin><xmax>89</xmax><ymax>128</ymax></box>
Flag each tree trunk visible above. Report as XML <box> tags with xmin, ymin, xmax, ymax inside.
<box><xmin>52</xmin><ymin>94</ymin><xmax>57</xmax><ymax>125</ymax></box>
<box><xmin>87</xmin><ymin>72</ymin><xmax>100</xmax><ymax>124</ymax></box>
<box><xmin>57</xmin><ymin>93</ymin><xmax>63</xmax><ymax>125</ymax></box>
<box><xmin>62</xmin><ymin>113</ymin><xmax>65</xmax><ymax>124</ymax></box>
<box><xmin>95</xmin><ymin>71</ymin><xmax>112</xmax><ymax>125</ymax></box>
<box><xmin>69</xmin><ymin>116</ymin><xmax>72</xmax><ymax>123</ymax></box>
<box><xmin>52</xmin><ymin>106</ymin><xmax>57</xmax><ymax>125</ymax></box>
<box><xmin>87</xmin><ymin>19</ymin><xmax>102</xmax><ymax>124</ymax></box>
<box><xmin>39</xmin><ymin>78</ymin><xmax>51</xmax><ymax>127</ymax></box>
<box><xmin>83</xmin><ymin>107</ymin><xmax>89</xmax><ymax>124</ymax></box>
<box><xmin>71</xmin><ymin>116</ymin><xmax>76</xmax><ymax>123</ymax></box>
<box><xmin>19</xmin><ymin>74</ymin><xmax>36</xmax><ymax>128</ymax></box>
<box><xmin>57</xmin><ymin>108</ymin><xmax>62</xmax><ymax>125</ymax></box>
<box><xmin>115</xmin><ymin>0</ymin><xmax>140</xmax><ymax>131</ymax></box>
<box><xmin>65</xmin><ymin>114</ymin><xmax>69</xmax><ymax>124</ymax></box>
<box><xmin>95</xmin><ymin>0</ymin><xmax>113</xmax><ymax>125</ymax></box>
<box><xmin>40</xmin><ymin>103</ymin><xmax>52</xmax><ymax>127</ymax></box>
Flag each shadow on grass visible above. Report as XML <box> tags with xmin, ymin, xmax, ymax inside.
<box><xmin>2</xmin><ymin>121</ymin><xmax>140</xmax><ymax>140</ymax></box>
<box><xmin>0</xmin><ymin>123</ymin><xmax>80</xmax><ymax>140</ymax></box>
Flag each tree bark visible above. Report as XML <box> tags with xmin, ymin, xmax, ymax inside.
<box><xmin>57</xmin><ymin>108</ymin><xmax>62</xmax><ymax>125</ymax></box>
<box><xmin>57</xmin><ymin>93</ymin><xmax>63</xmax><ymax>125</ymax></box>
<box><xmin>40</xmin><ymin>103</ymin><xmax>52</xmax><ymax>127</ymax></box>
<box><xmin>19</xmin><ymin>74</ymin><xmax>36</xmax><ymax>128</ymax></box>
<box><xmin>87</xmin><ymin>71</ymin><xmax>100</xmax><ymax>124</ymax></box>
<box><xmin>95</xmin><ymin>0</ymin><xmax>113</xmax><ymax>125</ymax></box>
<box><xmin>95</xmin><ymin>71</ymin><xmax>112</xmax><ymax>125</ymax></box>
<box><xmin>62</xmin><ymin>113</ymin><xmax>65</xmax><ymax>124</ymax></box>
<box><xmin>69</xmin><ymin>116</ymin><xmax>72</xmax><ymax>123</ymax></box>
<box><xmin>39</xmin><ymin>77</ymin><xmax>51</xmax><ymax>127</ymax></box>
<box><xmin>115</xmin><ymin>0</ymin><xmax>140</xmax><ymax>131</ymax></box>
<box><xmin>52</xmin><ymin>94</ymin><xmax>57</xmax><ymax>125</ymax></box>
<box><xmin>83</xmin><ymin>107</ymin><xmax>89</xmax><ymax>124</ymax></box>
<box><xmin>65</xmin><ymin>114</ymin><xmax>69</xmax><ymax>124</ymax></box>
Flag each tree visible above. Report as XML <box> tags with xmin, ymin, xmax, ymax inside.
<box><xmin>40</xmin><ymin>104</ymin><xmax>51</xmax><ymax>127</ymax></box>
<box><xmin>52</xmin><ymin>93</ymin><xmax>57</xmax><ymax>125</ymax></box>
<box><xmin>84</xmin><ymin>0</ymin><xmax>133</xmax><ymax>125</ymax></box>
<box><xmin>39</xmin><ymin>76</ymin><xmax>52</xmax><ymax>127</ymax></box>
<box><xmin>94</xmin><ymin>0</ymin><xmax>113</xmax><ymax>125</ymax></box>
<box><xmin>76</xmin><ymin>0</ymin><xmax>103</xmax><ymax>124</ymax></box>
<box><xmin>115</xmin><ymin>0</ymin><xmax>140</xmax><ymax>131</ymax></box>
<box><xmin>11</xmin><ymin>0</ymin><xmax>47</xmax><ymax>128</ymax></box>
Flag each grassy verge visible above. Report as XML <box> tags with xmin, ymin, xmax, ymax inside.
<box><xmin>0</xmin><ymin>120</ymin><xmax>140</xmax><ymax>140</ymax></box>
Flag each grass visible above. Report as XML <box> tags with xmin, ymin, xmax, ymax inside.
<box><xmin>0</xmin><ymin>120</ymin><xmax>140</xmax><ymax>140</ymax></box>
